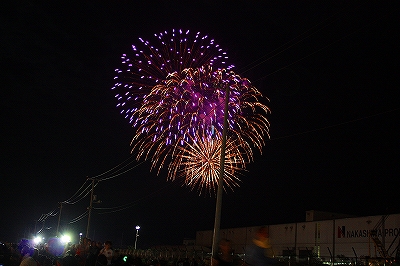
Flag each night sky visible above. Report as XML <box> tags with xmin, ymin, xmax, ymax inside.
<box><xmin>1</xmin><ymin>1</ymin><xmax>399</xmax><ymax>248</ymax></box>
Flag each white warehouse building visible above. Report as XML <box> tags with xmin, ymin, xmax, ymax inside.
<box><xmin>195</xmin><ymin>211</ymin><xmax>400</xmax><ymax>262</ymax></box>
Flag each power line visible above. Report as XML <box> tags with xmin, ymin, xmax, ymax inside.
<box><xmin>63</xmin><ymin>182</ymin><xmax>94</xmax><ymax>205</ymax></box>
<box><xmin>62</xmin><ymin>179</ymin><xmax>92</xmax><ymax>204</ymax></box>
<box><xmin>69</xmin><ymin>210</ymin><xmax>89</xmax><ymax>224</ymax></box>
<box><xmin>253</xmin><ymin>5</ymin><xmax>389</xmax><ymax>82</ymax></box>
<box><xmin>94</xmin><ymin>182</ymin><xmax>175</xmax><ymax>214</ymax></box>
<box><xmin>269</xmin><ymin>108</ymin><xmax>400</xmax><ymax>141</ymax></box>
<box><xmin>239</xmin><ymin>2</ymin><xmax>353</xmax><ymax>74</ymax></box>
<box><xmin>92</xmin><ymin>153</ymin><xmax>137</xmax><ymax>179</ymax></box>
<box><xmin>98</xmin><ymin>159</ymin><xmax>147</xmax><ymax>182</ymax></box>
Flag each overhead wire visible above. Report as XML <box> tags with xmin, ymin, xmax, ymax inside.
<box><xmin>92</xmin><ymin>153</ymin><xmax>137</xmax><ymax>179</ymax></box>
<box><xmin>254</xmin><ymin>13</ymin><xmax>385</xmax><ymax>83</ymax></box>
<box><xmin>62</xmin><ymin>179</ymin><xmax>91</xmax><ymax>204</ymax></box>
<box><xmin>37</xmin><ymin>214</ymin><xmax>46</xmax><ymax>223</ymax></box>
<box><xmin>93</xmin><ymin>182</ymin><xmax>175</xmax><ymax>214</ymax></box>
<box><xmin>36</xmin><ymin>208</ymin><xmax>58</xmax><ymax>223</ymax></box>
<box><xmin>60</xmin><ymin>152</ymin><xmax>142</xmax><ymax>206</ymax></box>
<box><xmin>238</xmin><ymin>2</ymin><xmax>371</xmax><ymax>76</ymax></box>
<box><xmin>60</xmin><ymin>155</ymin><xmax>142</xmax><ymax>205</ymax></box>
<box><xmin>57</xmin><ymin>152</ymin><xmax>150</xmax><ymax>223</ymax></box>
<box><xmin>98</xmin><ymin>159</ymin><xmax>147</xmax><ymax>182</ymax></box>
<box><xmin>69</xmin><ymin>210</ymin><xmax>89</xmax><ymax>224</ymax></box>
<box><xmin>36</xmin><ymin>219</ymin><xmax>52</xmax><ymax>235</ymax></box>
<box><xmin>269</xmin><ymin>107</ymin><xmax>400</xmax><ymax>142</ymax></box>
<box><xmin>239</xmin><ymin>3</ymin><xmax>349</xmax><ymax>74</ymax></box>
<box><xmin>63</xmin><ymin>182</ymin><xmax>94</xmax><ymax>205</ymax></box>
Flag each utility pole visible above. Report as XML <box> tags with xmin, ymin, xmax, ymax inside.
<box><xmin>86</xmin><ymin>177</ymin><xmax>101</xmax><ymax>238</ymax></box>
<box><xmin>211</xmin><ymin>84</ymin><xmax>230</xmax><ymax>262</ymax></box>
<box><xmin>56</xmin><ymin>202</ymin><xmax>63</xmax><ymax>236</ymax></box>
<box><xmin>86</xmin><ymin>178</ymin><xmax>95</xmax><ymax>238</ymax></box>
<box><xmin>34</xmin><ymin>220</ymin><xmax>38</xmax><ymax>235</ymax></box>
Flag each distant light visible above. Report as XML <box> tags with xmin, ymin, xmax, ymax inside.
<box><xmin>33</xmin><ymin>236</ymin><xmax>42</xmax><ymax>245</ymax></box>
<box><xmin>60</xmin><ymin>235</ymin><xmax>71</xmax><ymax>244</ymax></box>
<box><xmin>136</xmin><ymin>225</ymin><xmax>140</xmax><ymax>230</ymax></box>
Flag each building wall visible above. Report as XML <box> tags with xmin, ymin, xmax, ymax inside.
<box><xmin>196</xmin><ymin>226</ymin><xmax>264</xmax><ymax>255</ymax></box>
<box><xmin>268</xmin><ymin>223</ymin><xmax>297</xmax><ymax>256</ymax></box>
<box><xmin>195</xmin><ymin>213</ymin><xmax>400</xmax><ymax>259</ymax></box>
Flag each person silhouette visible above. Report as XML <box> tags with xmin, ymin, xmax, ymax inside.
<box><xmin>245</xmin><ymin>227</ymin><xmax>277</xmax><ymax>266</ymax></box>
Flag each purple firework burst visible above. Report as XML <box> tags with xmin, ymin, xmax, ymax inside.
<box><xmin>112</xmin><ymin>29</ymin><xmax>234</xmax><ymax>121</ymax></box>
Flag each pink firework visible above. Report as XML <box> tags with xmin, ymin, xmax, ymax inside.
<box><xmin>112</xmin><ymin>29</ymin><xmax>234</xmax><ymax>122</ymax></box>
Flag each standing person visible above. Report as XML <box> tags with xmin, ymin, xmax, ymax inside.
<box><xmin>212</xmin><ymin>239</ymin><xmax>233</xmax><ymax>266</ymax></box>
<box><xmin>86</xmin><ymin>241</ymin><xmax>100</xmax><ymax>266</ymax></box>
<box><xmin>19</xmin><ymin>246</ymin><xmax>38</xmax><ymax>266</ymax></box>
<box><xmin>245</xmin><ymin>227</ymin><xmax>277</xmax><ymax>266</ymax></box>
<box><xmin>98</xmin><ymin>241</ymin><xmax>113</xmax><ymax>266</ymax></box>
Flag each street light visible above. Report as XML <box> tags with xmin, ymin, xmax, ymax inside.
<box><xmin>134</xmin><ymin>225</ymin><xmax>140</xmax><ymax>249</ymax></box>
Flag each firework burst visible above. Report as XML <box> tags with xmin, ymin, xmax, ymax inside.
<box><xmin>112</xmin><ymin>29</ymin><xmax>234</xmax><ymax>121</ymax></box>
<box><xmin>167</xmin><ymin>132</ymin><xmax>253</xmax><ymax>195</ymax></box>
<box><xmin>131</xmin><ymin>65</ymin><xmax>270</xmax><ymax>172</ymax></box>
<box><xmin>112</xmin><ymin>29</ymin><xmax>271</xmax><ymax>192</ymax></box>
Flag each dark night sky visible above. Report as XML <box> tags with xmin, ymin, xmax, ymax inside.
<box><xmin>1</xmin><ymin>1</ymin><xmax>399</xmax><ymax>248</ymax></box>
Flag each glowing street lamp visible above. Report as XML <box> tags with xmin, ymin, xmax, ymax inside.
<box><xmin>60</xmin><ymin>234</ymin><xmax>71</xmax><ymax>244</ymax></box>
<box><xmin>33</xmin><ymin>236</ymin><xmax>42</xmax><ymax>245</ymax></box>
<box><xmin>134</xmin><ymin>225</ymin><xmax>140</xmax><ymax>249</ymax></box>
